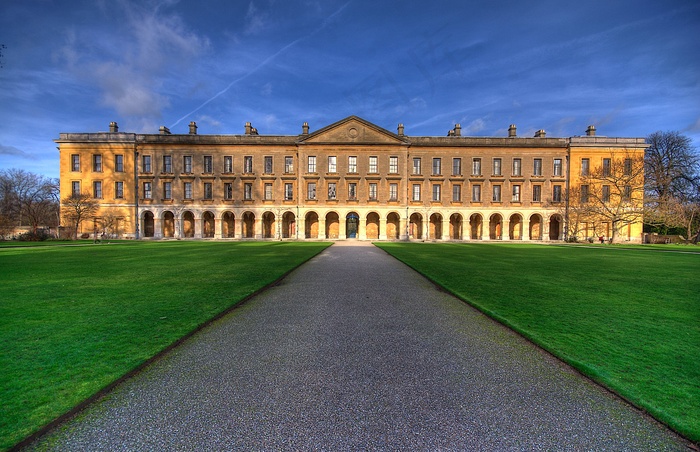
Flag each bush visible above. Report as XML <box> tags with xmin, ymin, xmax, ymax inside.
<box><xmin>18</xmin><ymin>230</ymin><xmax>52</xmax><ymax>241</ymax></box>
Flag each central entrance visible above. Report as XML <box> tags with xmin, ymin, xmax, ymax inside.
<box><xmin>346</xmin><ymin>213</ymin><xmax>359</xmax><ymax>239</ymax></box>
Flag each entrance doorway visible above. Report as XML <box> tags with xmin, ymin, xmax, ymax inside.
<box><xmin>346</xmin><ymin>213</ymin><xmax>359</xmax><ymax>239</ymax></box>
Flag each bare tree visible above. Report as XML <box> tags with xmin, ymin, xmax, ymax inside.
<box><xmin>0</xmin><ymin>169</ymin><xmax>59</xmax><ymax>234</ymax></box>
<box><xmin>61</xmin><ymin>193</ymin><xmax>99</xmax><ymax>240</ymax></box>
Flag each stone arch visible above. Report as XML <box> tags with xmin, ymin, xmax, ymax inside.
<box><xmin>409</xmin><ymin>213</ymin><xmax>423</xmax><ymax>240</ymax></box>
<box><xmin>386</xmin><ymin>212</ymin><xmax>400</xmax><ymax>240</ymax></box>
<box><xmin>242</xmin><ymin>211</ymin><xmax>255</xmax><ymax>238</ymax></box>
<box><xmin>429</xmin><ymin>213</ymin><xmax>442</xmax><ymax>240</ymax></box>
<box><xmin>346</xmin><ymin>212</ymin><xmax>360</xmax><ymax>239</ymax></box>
<box><xmin>326</xmin><ymin>212</ymin><xmax>339</xmax><ymax>239</ymax></box>
<box><xmin>142</xmin><ymin>211</ymin><xmax>155</xmax><ymax>238</ymax></box>
<box><xmin>470</xmin><ymin>213</ymin><xmax>483</xmax><ymax>240</ymax></box>
<box><xmin>262</xmin><ymin>211</ymin><xmax>275</xmax><ymax>238</ymax></box>
<box><xmin>366</xmin><ymin>212</ymin><xmax>380</xmax><ymax>239</ymax></box>
<box><xmin>182</xmin><ymin>211</ymin><xmax>195</xmax><ymax>238</ymax></box>
<box><xmin>529</xmin><ymin>214</ymin><xmax>543</xmax><ymax>240</ymax></box>
<box><xmin>489</xmin><ymin>213</ymin><xmax>503</xmax><ymax>240</ymax></box>
<box><xmin>549</xmin><ymin>214</ymin><xmax>562</xmax><ymax>240</ymax></box>
<box><xmin>282</xmin><ymin>211</ymin><xmax>296</xmax><ymax>238</ymax></box>
<box><xmin>305</xmin><ymin>211</ymin><xmax>319</xmax><ymax>238</ymax></box>
<box><xmin>222</xmin><ymin>211</ymin><xmax>235</xmax><ymax>238</ymax></box>
<box><xmin>162</xmin><ymin>211</ymin><xmax>175</xmax><ymax>238</ymax></box>
<box><xmin>509</xmin><ymin>213</ymin><xmax>523</xmax><ymax>240</ymax></box>
<box><xmin>450</xmin><ymin>213</ymin><xmax>463</xmax><ymax>240</ymax></box>
<box><xmin>202</xmin><ymin>211</ymin><xmax>215</xmax><ymax>238</ymax></box>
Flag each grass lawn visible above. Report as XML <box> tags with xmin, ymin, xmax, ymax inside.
<box><xmin>376</xmin><ymin>242</ymin><xmax>700</xmax><ymax>443</ymax></box>
<box><xmin>0</xmin><ymin>241</ymin><xmax>330</xmax><ymax>451</ymax></box>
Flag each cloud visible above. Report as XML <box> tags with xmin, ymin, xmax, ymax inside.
<box><xmin>244</xmin><ymin>2</ymin><xmax>268</xmax><ymax>35</ymax></box>
<box><xmin>462</xmin><ymin>118</ymin><xmax>486</xmax><ymax>135</ymax></box>
<box><xmin>0</xmin><ymin>144</ymin><xmax>30</xmax><ymax>158</ymax></box>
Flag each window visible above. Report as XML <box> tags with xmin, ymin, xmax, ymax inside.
<box><xmin>224</xmin><ymin>183</ymin><xmax>233</xmax><ymax>200</ymax></box>
<box><xmin>412</xmin><ymin>158</ymin><xmax>421</xmax><ymax>175</ymax></box>
<box><xmin>115</xmin><ymin>155</ymin><xmax>124</xmax><ymax>172</ymax></box>
<box><xmin>348</xmin><ymin>156</ymin><xmax>357</xmax><ymax>173</ymax></box>
<box><xmin>204</xmin><ymin>155</ymin><xmax>213</xmax><ymax>173</ymax></box>
<box><xmin>163</xmin><ymin>182</ymin><xmax>172</xmax><ymax>199</ymax></box>
<box><xmin>244</xmin><ymin>183</ymin><xmax>253</xmax><ymax>200</ymax></box>
<box><xmin>369</xmin><ymin>183</ymin><xmax>378</xmax><ymax>200</ymax></box>
<box><xmin>184</xmin><ymin>155</ymin><xmax>193</xmax><ymax>173</ymax></box>
<box><xmin>204</xmin><ymin>182</ymin><xmax>213</xmax><ymax>200</ymax></box>
<box><xmin>369</xmin><ymin>156</ymin><xmax>378</xmax><ymax>173</ymax></box>
<box><xmin>581</xmin><ymin>158</ymin><xmax>590</xmax><ymax>176</ymax></box>
<box><xmin>452</xmin><ymin>184</ymin><xmax>461</xmax><ymax>202</ymax></box>
<box><xmin>285</xmin><ymin>183</ymin><xmax>293</xmax><ymax>200</ymax></box>
<box><xmin>472</xmin><ymin>158</ymin><xmax>482</xmax><ymax>176</ymax></box>
<box><xmin>599</xmin><ymin>184</ymin><xmax>611</xmax><ymax>203</ymax></box>
<box><xmin>264</xmin><ymin>156</ymin><xmax>273</xmax><ymax>174</ymax></box>
<box><xmin>115</xmin><ymin>181</ymin><xmax>124</xmax><ymax>199</ymax></box>
<box><xmin>224</xmin><ymin>156</ymin><xmax>233</xmax><ymax>173</ymax></box>
<box><xmin>71</xmin><ymin>181</ymin><xmax>81</xmax><ymax>196</ymax></box>
<box><xmin>623</xmin><ymin>185</ymin><xmax>632</xmax><ymax>201</ymax></box>
<box><xmin>71</xmin><ymin>154</ymin><xmax>80</xmax><ymax>171</ymax></box>
<box><xmin>532</xmin><ymin>185</ymin><xmax>542</xmax><ymax>202</ymax></box>
<box><xmin>553</xmin><ymin>185</ymin><xmax>562</xmax><ymax>202</ymax></box>
<box><xmin>412</xmin><ymin>184</ymin><xmax>421</xmax><ymax>201</ymax></box>
<box><xmin>348</xmin><ymin>182</ymin><xmax>357</xmax><ymax>200</ymax></box>
<box><xmin>603</xmin><ymin>158</ymin><xmax>611</xmax><ymax>177</ymax></box>
<box><xmin>492</xmin><ymin>185</ymin><xmax>501</xmax><ymax>202</ymax></box>
<box><xmin>472</xmin><ymin>184</ymin><xmax>481</xmax><ymax>202</ymax></box>
<box><xmin>432</xmin><ymin>158</ymin><xmax>441</xmax><ymax>175</ymax></box>
<box><xmin>512</xmin><ymin>158</ymin><xmax>521</xmax><ymax>176</ymax></box>
<box><xmin>143</xmin><ymin>182</ymin><xmax>152</xmax><ymax>199</ymax></box>
<box><xmin>512</xmin><ymin>185</ymin><xmax>521</xmax><ymax>202</ymax></box>
<box><xmin>580</xmin><ymin>184</ymin><xmax>589</xmax><ymax>203</ymax></box>
<box><xmin>389</xmin><ymin>156</ymin><xmax>399</xmax><ymax>174</ymax></box>
<box><xmin>389</xmin><ymin>183</ymin><xmax>398</xmax><ymax>201</ymax></box>
<box><xmin>93</xmin><ymin>155</ymin><xmax>102</xmax><ymax>172</ymax></box>
<box><xmin>93</xmin><ymin>181</ymin><xmax>102</xmax><ymax>198</ymax></box>
<box><xmin>432</xmin><ymin>184</ymin><xmax>441</xmax><ymax>201</ymax></box>
<box><xmin>142</xmin><ymin>155</ymin><xmax>152</xmax><ymax>173</ymax></box>
<box><xmin>184</xmin><ymin>182</ymin><xmax>193</xmax><ymax>200</ymax></box>
<box><xmin>163</xmin><ymin>155</ymin><xmax>172</xmax><ymax>173</ymax></box>
<box><xmin>264</xmin><ymin>183</ymin><xmax>273</xmax><ymax>200</ymax></box>
<box><xmin>244</xmin><ymin>156</ymin><xmax>253</xmax><ymax>173</ymax></box>
<box><xmin>328</xmin><ymin>182</ymin><xmax>336</xmax><ymax>200</ymax></box>
<box><xmin>493</xmin><ymin>158</ymin><xmax>502</xmax><ymax>176</ymax></box>
<box><xmin>328</xmin><ymin>156</ymin><xmax>337</xmax><ymax>173</ymax></box>
<box><xmin>553</xmin><ymin>158</ymin><xmax>562</xmax><ymax>177</ymax></box>
<box><xmin>452</xmin><ymin>158</ymin><xmax>462</xmax><ymax>176</ymax></box>
<box><xmin>308</xmin><ymin>156</ymin><xmax>316</xmax><ymax>173</ymax></box>
<box><xmin>624</xmin><ymin>158</ymin><xmax>632</xmax><ymax>176</ymax></box>
<box><xmin>285</xmin><ymin>156</ymin><xmax>294</xmax><ymax>173</ymax></box>
<box><xmin>533</xmin><ymin>158</ymin><xmax>542</xmax><ymax>176</ymax></box>
<box><xmin>307</xmin><ymin>183</ymin><xmax>316</xmax><ymax>200</ymax></box>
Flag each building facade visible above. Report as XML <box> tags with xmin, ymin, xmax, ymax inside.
<box><xmin>56</xmin><ymin>116</ymin><xmax>646</xmax><ymax>242</ymax></box>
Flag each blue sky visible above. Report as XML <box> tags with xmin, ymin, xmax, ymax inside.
<box><xmin>1</xmin><ymin>0</ymin><xmax>698</xmax><ymax>179</ymax></box>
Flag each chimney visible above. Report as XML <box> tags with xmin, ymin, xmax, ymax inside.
<box><xmin>454</xmin><ymin>124</ymin><xmax>461</xmax><ymax>137</ymax></box>
<box><xmin>245</xmin><ymin>122</ymin><xmax>252</xmax><ymax>135</ymax></box>
<box><xmin>159</xmin><ymin>126</ymin><xmax>171</xmax><ymax>135</ymax></box>
<box><xmin>508</xmin><ymin>124</ymin><xmax>517</xmax><ymax>137</ymax></box>
<box><xmin>397</xmin><ymin>123</ymin><xmax>404</xmax><ymax>136</ymax></box>
<box><xmin>534</xmin><ymin>129</ymin><xmax>546</xmax><ymax>138</ymax></box>
<box><xmin>302</xmin><ymin>122</ymin><xmax>309</xmax><ymax>135</ymax></box>
<box><xmin>586</xmin><ymin>125</ymin><xmax>596</xmax><ymax>136</ymax></box>
<box><xmin>189</xmin><ymin>121</ymin><xmax>198</xmax><ymax>135</ymax></box>
<box><xmin>109</xmin><ymin>122</ymin><xmax>118</xmax><ymax>133</ymax></box>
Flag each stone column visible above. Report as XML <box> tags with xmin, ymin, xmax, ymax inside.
<box><xmin>194</xmin><ymin>213</ymin><xmax>202</xmax><ymax>238</ymax></box>
<box><xmin>503</xmin><ymin>219</ymin><xmax>510</xmax><ymax>240</ymax></box>
<box><xmin>379</xmin><ymin>217</ymin><xmax>387</xmax><ymax>240</ymax></box>
<box><xmin>522</xmin><ymin>219</ymin><xmax>530</xmax><ymax>241</ymax></box>
<box><xmin>318</xmin><ymin>218</ymin><xmax>326</xmax><ymax>239</ymax></box>
<box><xmin>154</xmin><ymin>217</ymin><xmax>162</xmax><ymax>238</ymax></box>
<box><xmin>442</xmin><ymin>218</ymin><xmax>450</xmax><ymax>240</ymax></box>
<box><xmin>254</xmin><ymin>217</ymin><xmax>263</xmax><ymax>239</ymax></box>
<box><xmin>214</xmin><ymin>218</ymin><xmax>221</xmax><ymax>239</ymax></box>
<box><xmin>339</xmin><ymin>216</ymin><xmax>347</xmax><ymax>240</ymax></box>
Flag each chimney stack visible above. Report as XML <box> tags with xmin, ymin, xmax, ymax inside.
<box><xmin>302</xmin><ymin>122</ymin><xmax>309</xmax><ymax>135</ymax></box>
<box><xmin>454</xmin><ymin>124</ymin><xmax>461</xmax><ymax>137</ymax></box>
<box><xmin>245</xmin><ymin>122</ymin><xmax>252</xmax><ymax>135</ymax></box>
<box><xmin>109</xmin><ymin>122</ymin><xmax>118</xmax><ymax>133</ymax></box>
<box><xmin>586</xmin><ymin>125</ymin><xmax>596</xmax><ymax>136</ymax></box>
<box><xmin>159</xmin><ymin>126</ymin><xmax>171</xmax><ymax>135</ymax></box>
<box><xmin>508</xmin><ymin>124</ymin><xmax>517</xmax><ymax>137</ymax></box>
<box><xmin>397</xmin><ymin>123</ymin><xmax>404</xmax><ymax>136</ymax></box>
<box><xmin>189</xmin><ymin>121</ymin><xmax>198</xmax><ymax>135</ymax></box>
<box><xmin>534</xmin><ymin>129</ymin><xmax>546</xmax><ymax>138</ymax></box>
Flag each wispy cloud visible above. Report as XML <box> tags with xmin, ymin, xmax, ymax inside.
<box><xmin>0</xmin><ymin>144</ymin><xmax>30</xmax><ymax>158</ymax></box>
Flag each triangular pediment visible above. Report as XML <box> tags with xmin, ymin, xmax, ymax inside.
<box><xmin>299</xmin><ymin>116</ymin><xmax>408</xmax><ymax>145</ymax></box>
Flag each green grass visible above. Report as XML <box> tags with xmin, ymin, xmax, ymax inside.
<box><xmin>0</xmin><ymin>241</ymin><xmax>330</xmax><ymax>451</ymax></box>
<box><xmin>375</xmin><ymin>242</ymin><xmax>700</xmax><ymax>443</ymax></box>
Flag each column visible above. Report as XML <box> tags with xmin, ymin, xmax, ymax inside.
<box><xmin>379</xmin><ymin>217</ymin><xmax>387</xmax><ymax>240</ymax></box>
<box><xmin>318</xmin><ymin>218</ymin><xmax>326</xmax><ymax>239</ymax></box>
<box><xmin>442</xmin><ymin>218</ymin><xmax>450</xmax><ymax>241</ymax></box>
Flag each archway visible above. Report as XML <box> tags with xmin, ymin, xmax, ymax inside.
<box><xmin>386</xmin><ymin>212</ymin><xmax>400</xmax><ymax>240</ymax></box>
<box><xmin>346</xmin><ymin>212</ymin><xmax>359</xmax><ymax>239</ymax></box>
<box><xmin>282</xmin><ymin>212</ymin><xmax>296</xmax><ymax>238</ymax></box>
<box><xmin>409</xmin><ymin>213</ymin><xmax>423</xmax><ymax>240</ymax></box>
<box><xmin>429</xmin><ymin>213</ymin><xmax>442</xmax><ymax>240</ymax></box>
<box><xmin>162</xmin><ymin>211</ymin><xmax>174</xmax><ymax>238</ymax></box>
<box><xmin>202</xmin><ymin>211</ymin><xmax>215</xmax><ymax>238</ymax></box>
<box><xmin>470</xmin><ymin>213</ymin><xmax>483</xmax><ymax>240</ymax></box>
<box><xmin>305</xmin><ymin>211</ymin><xmax>319</xmax><ymax>238</ymax></box>
<box><xmin>450</xmin><ymin>213</ymin><xmax>463</xmax><ymax>240</ymax></box>
<box><xmin>489</xmin><ymin>214</ymin><xmax>502</xmax><ymax>240</ymax></box>
<box><xmin>242</xmin><ymin>212</ymin><xmax>255</xmax><ymax>238</ymax></box>
<box><xmin>262</xmin><ymin>212</ymin><xmax>275</xmax><ymax>238</ymax></box>
<box><xmin>143</xmin><ymin>211</ymin><xmax>154</xmax><ymax>238</ymax></box>
<box><xmin>529</xmin><ymin>214</ymin><xmax>542</xmax><ymax>240</ymax></box>
<box><xmin>366</xmin><ymin>212</ymin><xmax>380</xmax><ymax>239</ymax></box>
<box><xmin>222</xmin><ymin>212</ymin><xmax>235</xmax><ymax>238</ymax></box>
<box><xmin>549</xmin><ymin>215</ymin><xmax>562</xmax><ymax>240</ymax></box>
<box><xmin>509</xmin><ymin>214</ymin><xmax>522</xmax><ymax>240</ymax></box>
<box><xmin>326</xmin><ymin>212</ymin><xmax>339</xmax><ymax>239</ymax></box>
<box><xmin>182</xmin><ymin>211</ymin><xmax>195</xmax><ymax>238</ymax></box>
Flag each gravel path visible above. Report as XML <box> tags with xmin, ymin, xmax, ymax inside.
<box><xmin>25</xmin><ymin>242</ymin><xmax>689</xmax><ymax>451</ymax></box>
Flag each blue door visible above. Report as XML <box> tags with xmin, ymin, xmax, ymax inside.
<box><xmin>346</xmin><ymin>213</ymin><xmax>359</xmax><ymax>238</ymax></box>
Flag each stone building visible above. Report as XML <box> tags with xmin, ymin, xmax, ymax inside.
<box><xmin>56</xmin><ymin>116</ymin><xmax>646</xmax><ymax>242</ymax></box>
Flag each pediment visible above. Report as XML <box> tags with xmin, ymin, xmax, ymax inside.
<box><xmin>299</xmin><ymin>116</ymin><xmax>407</xmax><ymax>145</ymax></box>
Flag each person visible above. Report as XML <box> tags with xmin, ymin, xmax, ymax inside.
<box><xmin>599</xmin><ymin>236</ymin><xmax>604</xmax><ymax>244</ymax></box>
